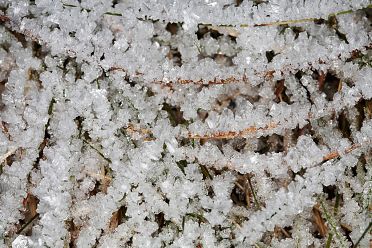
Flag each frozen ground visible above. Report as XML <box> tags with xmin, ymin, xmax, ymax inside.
<box><xmin>0</xmin><ymin>1</ymin><xmax>371</xmax><ymax>247</ymax></box>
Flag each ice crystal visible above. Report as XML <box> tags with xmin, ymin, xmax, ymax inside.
<box><xmin>0</xmin><ymin>0</ymin><xmax>371</xmax><ymax>247</ymax></box>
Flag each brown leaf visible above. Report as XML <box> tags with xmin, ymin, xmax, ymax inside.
<box><xmin>312</xmin><ymin>205</ymin><xmax>328</xmax><ymax>237</ymax></box>
<box><xmin>274</xmin><ymin>79</ymin><xmax>285</xmax><ymax>102</ymax></box>
<box><xmin>100</xmin><ymin>164</ymin><xmax>110</xmax><ymax>194</ymax></box>
<box><xmin>274</xmin><ymin>225</ymin><xmax>291</xmax><ymax>239</ymax></box>
<box><xmin>108</xmin><ymin>210</ymin><xmax>121</xmax><ymax>232</ymax></box>
<box><xmin>318</xmin><ymin>71</ymin><xmax>326</xmax><ymax>91</ymax></box>
<box><xmin>0</xmin><ymin>15</ymin><xmax>9</xmax><ymax>23</ymax></box>
<box><xmin>23</xmin><ymin>193</ymin><xmax>38</xmax><ymax>221</ymax></box>
<box><xmin>17</xmin><ymin>193</ymin><xmax>39</xmax><ymax>235</ymax></box>
<box><xmin>66</xmin><ymin>220</ymin><xmax>80</xmax><ymax>248</ymax></box>
<box><xmin>366</xmin><ymin>100</ymin><xmax>372</xmax><ymax>119</ymax></box>
<box><xmin>108</xmin><ymin>205</ymin><xmax>126</xmax><ymax>232</ymax></box>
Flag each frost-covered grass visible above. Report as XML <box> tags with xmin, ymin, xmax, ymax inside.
<box><xmin>0</xmin><ymin>0</ymin><xmax>371</xmax><ymax>247</ymax></box>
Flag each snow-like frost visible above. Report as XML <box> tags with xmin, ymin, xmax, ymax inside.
<box><xmin>0</xmin><ymin>1</ymin><xmax>371</xmax><ymax>247</ymax></box>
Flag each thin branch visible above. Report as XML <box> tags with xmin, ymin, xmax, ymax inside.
<box><xmin>1</xmin><ymin>13</ymin><xmax>370</xmax><ymax>89</ymax></box>
<box><xmin>322</xmin><ymin>143</ymin><xmax>362</xmax><ymax>162</ymax></box>
<box><xmin>188</xmin><ymin>122</ymin><xmax>278</xmax><ymax>139</ymax></box>
<box><xmin>239</xmin><ymin>7</ymin><xmax>356</xmax><ymax>28</ymax></box>
<box><xmin>153</xmin><ymin>75</ymin><xmax>249</xmax><ymax>86</ymax></box>
<box><xmin>138</xmin><ymin>5</ymin><xmax>371</xmax><ymax>29</ymax></box>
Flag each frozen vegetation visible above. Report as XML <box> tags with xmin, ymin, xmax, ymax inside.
<box><xmin>0</xmin><ymin>0</ymin><xmax>371</xmax><ymax>247</ymax></box>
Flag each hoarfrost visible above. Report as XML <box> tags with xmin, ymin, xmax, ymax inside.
<box><xmin>0</xmin><ymin>0</ymin><xmax>371</xmax><ymax>247</ymax></box>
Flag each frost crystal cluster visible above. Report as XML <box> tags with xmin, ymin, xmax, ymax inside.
<box><xmin>0</xmin><ymin>0</ymin><xmax>371</xmax><ymax>247</ymax></box>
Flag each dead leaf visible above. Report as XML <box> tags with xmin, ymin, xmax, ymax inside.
<box><xmin>312</xmin><ymin>205</ymin><xmax>328</xmax><ymax>237</ymax></box>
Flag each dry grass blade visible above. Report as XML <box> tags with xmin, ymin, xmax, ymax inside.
<box><xmin>247</xmin><ymin>175</ymin><xmax>261</xmax><ymax>210</ymax></box>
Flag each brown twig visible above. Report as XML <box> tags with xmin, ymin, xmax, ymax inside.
<box><xmin>188</xmin><ymin>122</ymin><xmax>278</xmax><ymax>139</ymax></box>
<box><xmin>219</xmin><ymin>141</ymin><xmax>368</xmax><ymax>176</ymax></box>
<box><xmin>153</xmin><ymin>75</ymin><xmax>248</xmax><ymax>86</ymax></box>
<box><xmin>123</xmin><ymin>124</ymin><xmax>154</xmax><ymax>141</ymax></box>
<box><xmin>322</xmin><ymin>143</ymin><xmax>361</xmax><ymax>162</ymax></box>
